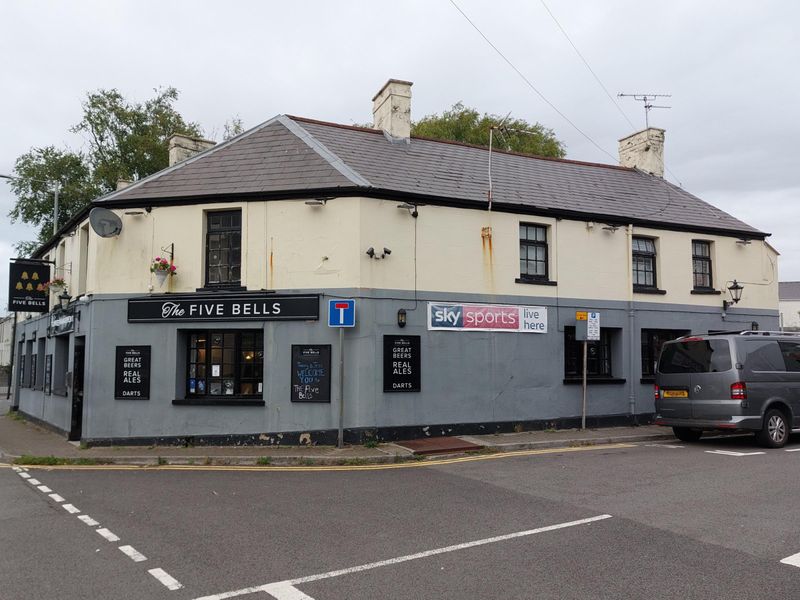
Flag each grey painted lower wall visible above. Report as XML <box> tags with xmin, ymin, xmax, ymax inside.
<box><xmin>13</xmin><ymin>289</ymin><xmax>778</xmax><ymax>442</ymax></box>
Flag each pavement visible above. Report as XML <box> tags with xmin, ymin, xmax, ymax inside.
<box><xmin>0</xmin><ymin>409</ymin><xmax>674</xmax><ymax>466</ymax></box>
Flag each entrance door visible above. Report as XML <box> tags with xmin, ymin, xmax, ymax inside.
<box><xmin>69</xmin><ymin>338</ymin><xmax>85</xmax><ymax>441</ymax></box>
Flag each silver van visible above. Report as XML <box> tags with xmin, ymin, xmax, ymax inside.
<box><xmin>654</xmin><ymin>331</ymin><xmax>800</xmax><ymax>447</ymax></box>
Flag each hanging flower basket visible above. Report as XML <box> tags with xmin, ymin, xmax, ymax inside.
<box><xmin>43</xmin><ymin>277</ymin><xmax>66</xmax><ymax>292</ymax></box>
<box><xmin>150</xmin><ymin>257</ymin><xmax>177</xmax><ymax>288</ymax></box>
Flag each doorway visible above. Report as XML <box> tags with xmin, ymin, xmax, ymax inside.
<box><xmin>69</xmin><ymin>337</ymin><xmax>85</xmax><ymax>441</ymax></box>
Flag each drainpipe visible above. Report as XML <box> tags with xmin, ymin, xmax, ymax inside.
<box><xmin>626</xmin><ymin>224</ymin><xmax>637</xmax><ymax>423</ymax></box>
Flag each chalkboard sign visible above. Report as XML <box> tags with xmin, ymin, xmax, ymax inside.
<box><xmin>291</xmin><ymin>345</ymin><xmax>331</xmax><ymax>403</ymax></box>
<box><xmin>114</xmin><ymin>346</ymin><xmax>151</xmax><ymax>400</ymax></box>
<box><xmin>44</xmin><ymin>355</ymin><xmax>53</xmax><ymax>395</ymax></box>
<box><xmin>383</xmin><ymin>335</ymin><xmax>421</xmax><ymax>393</ymax></box>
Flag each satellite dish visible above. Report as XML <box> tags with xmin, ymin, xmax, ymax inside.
<box><xmin>89</xmin><ymin>207</ymin><xmax>123</xmax><ymax>238</ymax></box>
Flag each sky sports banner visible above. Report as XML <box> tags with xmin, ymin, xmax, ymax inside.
<box><xmin>427</xmin><ymin>302</ymin><xmax>547</xmax><ymax>333</ymax></box>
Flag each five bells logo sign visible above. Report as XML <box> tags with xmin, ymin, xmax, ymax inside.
<box><xmin>8</xmin><ymin>261</ymin><xmax>50</xmax><ymax>312</ymax></box>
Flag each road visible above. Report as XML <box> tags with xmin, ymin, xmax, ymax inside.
<box><xmin>2</xmin><ymin>434</ymin><xmax>800</xmax><ymax>599</ymax></box>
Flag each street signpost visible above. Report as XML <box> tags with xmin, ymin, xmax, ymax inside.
<box><xmin>328</xmin><ymin>299</ymin><xmax>355</xmax><ymax>448</ymax></box>
<box><xmin>576</xmin><ymin>311</ymin><xmax>600</xmax><ymax>430</ymax></box>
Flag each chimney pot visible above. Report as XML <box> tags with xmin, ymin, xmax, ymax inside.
<box><xmin>116</xmin><ymin>179</ymin><xmax>132</xmax><ymax>190</ymax></box>
<box><xmin>168</xmin><ymin>134</ymin><xmax>216</xmax><ymax>167</ymax></box>
<box><xmin>618</xmin><ymin>128</ymin><xmax>665</xmax><ymax>177</ymax></box>
<box><xmin>372</xmin><ymin>79</ymin><xmax>413</xmax><ymax>141</ymax></box>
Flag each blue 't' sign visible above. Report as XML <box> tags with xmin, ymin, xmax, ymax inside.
<box><xmin>328</xmin><ymin>299</ymin><xmax>355</xmax><ymax>328</ymax></box>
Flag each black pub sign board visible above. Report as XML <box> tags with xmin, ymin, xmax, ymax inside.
<box><xmin>383</xmin><ymin>335</ymin><xmax>421</xmax><ymax>392</ymax></box>
<box><xmin>291</xmin><ymin>345</ymin><xmax>331</xmax><ymax>403</ymax></box>
<box><xmin>128</xmin><ymin>293</ymin><xmax>319</xmax><ymax>323</ymax></box>
<box><xmin>8</xmin><ymin>261</ymin><xmax>50</xmax><ymax>312</ymax></box>
<box><xmin>114</xmin><ymin>346</ymin><xmax>151</xmax><ymax>399</ymax></box>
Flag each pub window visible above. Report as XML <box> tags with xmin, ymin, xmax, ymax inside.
<box><xmin>17</xmin><ymin>342</ymin><xmax>25</xmax><ymax>388</ymax></box>
<box><xmin>519</xmin><ymin>223</ymin><xmax>548</xmax><ymax>281</ymax></box>
<box><xmin>25</xmin><ymin>340</ymin><xmax>34</xmax><ymax>388</ymax></box>
<box><xmin>692</xmin><ymin>240</ymin><xmax>713</xmax><ymax>290</ymax></box>
<box><xmin>205</xmin><ymin>210</ymin><xmax>241</xmax><ymax>287</ymax></box>
<box><xmin>564</xmin><ymin>326</ymin><xmax>613</xmax><ymax>379</ymax></box>
<box><xmin>641</xmin><ymin>329</ymin><xmax>689</xmax><ymax>379</ymax></box>
<box><xmin>632</xmin><ymin>237</ymin><xmax>657</xmax><ymax>289</ymax></box>
<box><xmin>187</xmin><ymin>330</ymin><xmax>263</xmax><ymax>397</ymax></box>
<box><xmin>52</xmin><ymin>336</ymin><xmax>70</xmax><ymax>395</ymax></box>
<box><xmin>35</xmin><ymin>337</ymin><xmax>46</xmax><ymax>390</ymax></box>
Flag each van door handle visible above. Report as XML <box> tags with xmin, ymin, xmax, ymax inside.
<box><xmin>694</xmin><ymin>385</ymin><xmax>702</xmax><ymax>393</ymax></box>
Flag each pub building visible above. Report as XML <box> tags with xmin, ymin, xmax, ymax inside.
<box><xmin>10</xmin><ymin>80</ymin><xmax>779</xmax><ymax>445</ymax></box>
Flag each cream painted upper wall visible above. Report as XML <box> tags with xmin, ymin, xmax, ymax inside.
<box><xmin>780</xmin><ymin>300</ymin><xmax>800</xmax><ymax>328</ymax></box>
<box><xmin>43</xmin><ymin>196</ymin><xmax>778</xmax><ymax>311</ymax></box>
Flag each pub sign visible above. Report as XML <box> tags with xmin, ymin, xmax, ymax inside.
<box><xmin>291</xmin><ymin>345</ymin><xmax>331</xmax><ymax>403</ymax></box>
<box><xmin>114</xmin><ymin>346</ymin><xmax>151</xmax><ymax>399</ymax></box>
<box><xmin>383</xmin><ymin>335</ymin><xmax>421</xmax><ymax>393</ymax></box>
<box><xmin>128</xmin><ymin>293</ymin><xmax>319</xmax><ymax>323</ymax></box>
<box><xmin>8</xmin><ymin>261</ymin><xmax>50</xmax><ymax>312</ymax></box>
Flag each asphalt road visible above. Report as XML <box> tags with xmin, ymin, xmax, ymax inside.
<box><xmin>2</xmin><ymin>435</ymin><xmax>800</xmax><ymax>600</ymax></box>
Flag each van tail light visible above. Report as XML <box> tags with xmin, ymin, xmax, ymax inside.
<box><xmin>654</xmin><ymin>384</ymin><xmax>660</xmax><ymax>402</ymax></box>
<box><xmin>731</xmin><ymin>382</ymin><xmax>747</xmax><ymax>400</ymax></box>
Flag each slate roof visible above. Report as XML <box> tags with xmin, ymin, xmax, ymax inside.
<box><xmin>779</xmin><ymin>282</ymin><xmax>800</xmax><ymax>300</ymax></box>
<box><xmin>97</xmin><ymin>114</ymin><xmax>765</xmax><ymax>237</ymax></box>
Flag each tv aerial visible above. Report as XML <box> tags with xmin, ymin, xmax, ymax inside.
<box><xmin>618</xmin><ymin>93</ymin><xmax>672</xmax><ymax>128</ymax></box>
<box><xmin>89</xmin><ymin>207</ymin><xmax>123</xmax><ymax>237</ymax></box>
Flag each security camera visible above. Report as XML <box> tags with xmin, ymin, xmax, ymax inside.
<box><xmin>366</xmin><ymin>247</ymin><xmax>375</xmax><ymax>258</ymax></box>
<box><xmin>383</xmin><ymin>247</ymin><xmax>391</xmax><ymax>256</ymax></box>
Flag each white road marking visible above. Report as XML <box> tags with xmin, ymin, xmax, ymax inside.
<box><xmin>784</xmin><ymin>448</ymin><xmax>800</xmax><ymax>452</ymax></box>
<box><xmin>119</xmin><ymin>545</ymin><xmax>147</xmax><ymax>562</ymax></box>
<box><xmin>780</xmin><ymin>552</ymin><xmax>800</xmax><ymax>567</ymax></box>
<box><xmin>705</xmin><ymin>450</ymin><xmax>765</xmax><ymax>457</ymax></box>
<box><xmin>263</xmin><ymin>583</ymin><xmax>316</xmax><ymax>600</ymax></box>
<box><xmin>48</xmin><ymin>493</ymin><xmax>65</xmax><ymax>502</ymax></box>
<box><xmin>18</xmin><ymin>472</ymin><xmax>30</xmax><ymax>479</ymax></box>
<box><xmin>62</xmin><ymin>504</ymin><xmax>80</xmax><ymax>514</ymax></box>
<box><xmin>37</xmin><ymin>485</ymin><xmax>52</xmax><ymax>493</ymax></box>
<box><xmin>96</xmin><ymin>528</ymin><xmax>120</xmax><ymax>542</ymax></box>
<box><xmin>78</xmin><ymin>515</ymin><xmax>99</xmax><ymax>526</ymax></box>
<box><xmin>149</xmin><ymin>568</ymin><xmax>183</xmax><ymax>591</ymax></box>
<box><xmin>645</xmin><ymin>444</ymin><xmax>685</xmax><ymax>449</ymax></box>
<box><xmin>12</xmin><ymin>466</ymin><xmax>21</xmax><ymax>472</ymax></box>
<box><xmin>27</xmin><ymin>478</ymin><xmax>41</xmax><ymax>485</ymax></box>
<box><xmin>193</xmin><ymin>514</ymin><xmax>613</xmax><ymax>600</ymax></box>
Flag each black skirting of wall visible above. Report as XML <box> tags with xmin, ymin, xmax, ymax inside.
<box><xmin>82</xmin><ymin>413</ymin><xmax>655</xmax><ymax>447</ymax></box>
<box><xmin>17</xmin><ymin>411</ymin><xmax>70</xmax><ymax>438</ymax></box>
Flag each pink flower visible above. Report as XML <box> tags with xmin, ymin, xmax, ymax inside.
<box><xmin>170</xmin><ymin>265</ymin><xmax>176</xmax><ymax>272</ymax></box>
<box><xmin>161</xmin><ymin>259</ymin><xmax>168</xmax><ymax>264</ymax></box>
<box><xmin>155</xmin><ymin>257</ymin><xmax>161</xmax><ymax>261</ymax></box>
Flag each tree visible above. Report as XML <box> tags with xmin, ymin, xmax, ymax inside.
<box><xmin>411</xmin><ymin>102</ymin><xmax>565</xmax><ymax>158</ymax></box>
<box><xmin>223</xmin><ymin>116</ymin><xmax>245</xmax><ymax>141</ymax></box>
<box><xmin>8</xmin><ymin>87</ymin><xmax>201</xmax><ymax>254</ymax></box>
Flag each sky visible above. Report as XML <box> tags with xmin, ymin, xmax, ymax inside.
<box><xmin>1</xmin><ymin>0</ymin><xmax>798</xmax><ymax>311</ymax></box>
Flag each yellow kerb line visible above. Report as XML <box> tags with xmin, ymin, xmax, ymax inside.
<box><xmin>1</xmin><ymin>443</ymin><xmax>635</xmax><ymax>472</ymax></box>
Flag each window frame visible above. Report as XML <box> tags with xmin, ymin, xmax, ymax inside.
<box><xmin>518</xmin><ymin>222</ymin><xmax>549</xmax><ymax>283</ymax></box>
<box><xmin>204</xmin><ymin>210</ymin><xmax>242</xmax><ymax>289</ymax></box>
<box><xmin>564</xmin><ymin>326</ymin><xmax>614</xmax><ymax>379</ymax></box>
<box><xmin>632</xmin><ymin>236</ymin><xmax>658</xmax><ymax>291</ymax></box>
<box><xmin>692</xmin><ymin>240</ymin><xmax>713</xmax><ymax>290</ymax></box>
<box><xmin>185</xmin><ymin>329</ymin><xmax>263</xmax><ymax>400</ymax></box>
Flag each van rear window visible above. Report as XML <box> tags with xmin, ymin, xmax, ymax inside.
<box><xmin>658</xmin><ymin>340</ymin><xmax>732</xmax><ymax>373</ymax></box>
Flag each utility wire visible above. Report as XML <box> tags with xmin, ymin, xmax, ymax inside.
<box><xmin>448</xmin><ymin>0</ymin><xmax>617</xmax><ymax>163</ymax></box>
<box><xmin>538</xmin><ymin>0</ymin><xmax>636</xmax><ymax>131</ymax></box>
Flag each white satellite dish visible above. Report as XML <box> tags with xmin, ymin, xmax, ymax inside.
<box><xmin>89</xmin><ymin>207</ymin><xmax>123</xmax><ymax>238</ymax></box>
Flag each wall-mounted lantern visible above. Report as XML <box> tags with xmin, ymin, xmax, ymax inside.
<box><xmin>58</xmin><ymin>289</ymin><xmax>71</xmax><ymax>311</ymax></box>
<box><xmin>397</xmin><ymin>308</ymin><xmax>407</xmax><ymax>328</ymax></box>
<box><xmin>722</xmin><ymin>279</ymin><xmax>744</xmax><ymax>313</ymax></box>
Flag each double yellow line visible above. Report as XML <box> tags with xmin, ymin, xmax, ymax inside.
<box><xmin>2</xmin><ymin>443</ymin><xmax>635</xmax><ymax>473</ymax></box>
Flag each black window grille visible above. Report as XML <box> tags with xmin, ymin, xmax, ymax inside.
<box><xmin>519</xmin><ymin>223</ymin><xmax>548</xmax><ymax>280</ymax></box>
<box><xmin>564</xmin><ymin>326</ymin><xmax>613</xmax><ymax>378</ymax></box>
<box><xmin>632</xmin><ymin>237</ymin><xmax>657</xmax><ymax>289</ymax></box>
<box><xmin>692</xmin><ymin>240</ymin><xmax>713</xmax><ymax>289</ymax></box>
<box><xmin>641</xmin><ymin>329</ymin><xmax>689</xmax><ymax>378</ymax></box>
<box><xmin>187</xmin><ymin>330</ymin><xmax>263</xmax><ymax>397</ymax></box>
<box><xmin>205</xmin><ymin>211</ymin><xmax>241</xmax><ymax>287</ymax></box>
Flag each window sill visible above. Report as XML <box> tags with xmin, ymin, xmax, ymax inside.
<box><xmin>515</xmin><ymin>278</ymin><xmax>558</xmax><ymax>286</ymax></box>
<box><xmin>563</xmin><ymin>377</ymin><xmax>627</xmax><ymax>385</ymax></box>
<box><xmin>633</xmin><ymin>287</ymin><xmax>667</xmax><ymax>295</ymax></box>
<box><xmin>173</xmin><ymin>397</ymin><xmax>265</xmax><ymax>406</ymax></box>
<box><xmin>195</xmin><ymin>285</ymin><xmax>247</xmax><ymax>292</ymax></box>
<box><xmin>690</xmin><ymin>289</ymin><xmax>722</xmax><ymax>295</ymax></box>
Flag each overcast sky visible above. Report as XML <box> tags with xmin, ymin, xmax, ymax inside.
<box><xmin>1</xmin><ymin>0</ymin><xmax>798</xmax><ymax>311</ymax></box>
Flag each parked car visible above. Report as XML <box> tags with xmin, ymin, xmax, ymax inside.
<box><xmin>654</xmin><ymin>331</ymin><xmax>800</xmax><ymax>447</ymax></box>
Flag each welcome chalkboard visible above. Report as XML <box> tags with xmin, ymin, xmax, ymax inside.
<box><xmin>291</xmin><ymin>345</ymin><xmax>331</xmax><ymax>403</ymax></box>
<box><xmin>114</xmin><ymin>346</ymin><xmax>151</xmax><ymax>400</ymax></box>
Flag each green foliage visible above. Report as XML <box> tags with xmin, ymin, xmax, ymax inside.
<box><xmin>411</xmin><ymin>102</ymin><xmax>565</xmax><ymax>158</ymax></box>
<box><xmin>14</xmin><ymin>454</ymin><xmax>111</xmax><ymax>465</ymax></box>
<box><xmin>223</xmin><ymin>116</ymin><xmax>245</xmax><ymax>141</ymax></box>
<box><xmin>8</xmin><ymin>87</ymin><xmax>200</xmax><ymax>255</ymax></box>
<box><xmin>256</xmin><ymin>456</ymin><xmax>271</xmax><ymax>465</ymax></box>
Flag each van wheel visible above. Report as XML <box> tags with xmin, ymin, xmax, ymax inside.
<box><xmin>673</xmin><ymin>427</ymin><xmax>702</xmax><ymax>442</ymax></box>
<box><xmin>756</xmin><ymin>409</ymin><xmax>789</xmax><ymax>448</ymax></box>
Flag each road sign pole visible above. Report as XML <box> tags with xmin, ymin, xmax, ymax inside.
<box><xmin>581</xmin><ymin>340</ymin><xmax>588</xmax><ymax>430</ymax></box>
<box><xmin>338</xmin><ymin>327</ymin><xmax>344</xmax><ymax>449</ymax></box>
